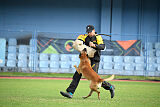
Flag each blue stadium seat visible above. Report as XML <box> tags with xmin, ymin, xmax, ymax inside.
<box><xmin>103</xmin><ymin>56</ymin><xmax>112</xmax><ymax>62</ymax></box>
<box><xmin>144</xmin><ymin>50</ymin><xmax>155</xmax><ymax>56</ymax></box>
<box><xmin>135</xmin><ymin>57</ymin><xmax>144</xmax><ymax>63</ymax></box>
<box><xmin>18</xmin><ymin>53</ymin><xmax>27</xmax><ymax>61</ymax></box>
<box><xmin>145</xmin><ymin>42</ymin><xmax>153</xmax><ymax>50</ymax></box>
<box><xmin>0</xmin><ymin>59</ymin><xmax>5</xmax><ymax>68</ymax></box>
<box><xmin>155</xmin><ymin>42</ymin><xmax>160</xmax><ymax>50</ymax></box>
<box><xmin>39</xmin><ymin>53</ymin><xmax>48</xmax><ymax>61</ymax></box>
<box><xmin>28</xmin><ymin>60</ymin><xmax>38</xmax><ymax>68</ymax></box>
<box><xmin>8</xmin><ymin>38</ymin><xmax>17</xmax><ymax>46</ymax></box>
<box><xmin>29</xmin><ymin>46</ymin><xmax>37</xmax><ymax>53</ymax></box>
<box><xmin>7</xmin><ymin>60</ymin><xmax>16</xmax><ymax>68</ymax></box>
<box><xmin>50</xmin><ymin>54</ymin><xmax>59</xmax><ymax>61</ymax></box>
<box><xmin>70</xmin><ymin>61</ymin><xmax>79</xmax><ymax>69</ymax></box>
<box><xmin>29</xmin><ymin>53</ymin><xmax>38</xmax><ymax>61</ymax></box>
<box><xmin>8</xmin><ymin>46</ymin><xmax>16</xmax><ymax>53</ymax></box>
<box><xmin>156</xmin><ymin>50</ymin><xmax>160</xmax><ymax>57</ymax></box>
<box><xmin>98</xmin><ymin>62</ymin><xmax>103</xmax><ymax>70</ymax></box>
<box><xmin>124</xmin><ymin>63</ymin><xmax>134</xmax><ymax>71</ymax></box>
<box><xmin>39</xmin><ymin>60</ymin><xmax>49</xmax><ymax>72</ymax></box>
<box><xmin>103</xmin><ymin>62</ymin><xmax>113</xmax><ymax>70</ymax></box>
<box><xmin>8</xmin><ymin>53</ymin><xmax>16</xmax><ymax>60</ymax></box>
<box><xmin>39</xmin><ymin>61</ymin><xmax>49</xmax><ymax>68</ymax></box>
<box><xmin>147</xmin><ymin>57</ymin><xmax>156</xmax><ymax>63</ymax></box>
<box><xmin>135</xmin><ymin>63</ymin><xmax>144</xmax><ymax>71</ymax></box>
<box><xmin>113</xmin><ymin>56</ymin><xmax>123</xmax><ymax>63</ymax></box>
<box><xmin>156</xmin><ymin>57</ymin><xmax>160</xmax><ymax>63</ymax></box>
<box><xmin>113</xmin><ymin>63</ymin><xmax>123</xmax><ymax>70</ymax></box>
<box><xmin>19</xmin><ymin>45</ymin><xmax>28</xmax><ymax>53</ymax></box>
<box><xmin>70</xmin><ymin>54</ymin><xmax>79</xmax><ymax>62</ymax></box>
<box><xmin>60</xmin><ymin>54</ymin><xmax>70</xmax><ymax>61</ymax></box>
<box><xmin>0</xmin><ymin>38</ymin><xmax>6</xmax><ymax>69</ymax></box>
<box><xmin>124</xmin><ymin>56</ymin><xmax>134</xmax><ymax>63</ymax></box>
<box><xmin>60</xmin><ymin>61</ymin><xmax>70</xmax><ymax>69</ymax></box>
<box><xmin>29</xmin><ymin>39</ymin><xmax>37</xmax><ymax>47</ymax></box>
<box><xmin>18</xmin><ymin>60</ymin><xmax>27</xmax><ymax>68</ymax></box>
<box><xmin>146</xmin><ymin>63</ymin><xmax>157</xmax><ymax>71</ymax></box>
<box><xmin>50</xmin><ymin>61</ymin><xmax>59</xmax><ymax>69</ymax></box>
<box><xmin>157</xmin><ymin>65</ymin><xmax>160</xmax><ymax>71</ymax></box>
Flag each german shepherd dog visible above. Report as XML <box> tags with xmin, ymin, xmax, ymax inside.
<box><xmin>74</xmin><ymin>48</ymin><xmax>114</xmax><ymax>100</ymax></box>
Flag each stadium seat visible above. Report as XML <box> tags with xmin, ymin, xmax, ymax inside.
<box><xmin>124</xmin><ymin>56</ymin><xmax>134</xmax><ymax>63</ymax></box>
<box><xmin>103</xmin><ymin>56</ymin><xmax>112</xmax><ymax>62</ymax></box>
<box><xmin>18</xmin><ymin>45</ymin><xmax>28</xmax><ymax>53</ymax></box>
<box><xmin>147</xmin><ymin>57</ymin><xmax>156</xmax><ymax>63</ymax></box>
<box><xmin>70</xmin><ymin>54</ymin><xmax>79</xmax><ymax>62</ymax></box>
<box><xmin>39</xmin><ymin>61</ymin><xmax>49</xmax><ymax>72</ymax></box>
<box><xmin>0</xmin><ymin>59</ymin><xmax>5</xmax><ymax>68</ymax></box>
<box><xmin>50</xmin><ymin>54</ymin><xmax>59</xmax><ymax>61</ymax></box>
<box><xmin>60</xmin><ymin>54</ymin><xmax>70</xmax><ymax>61</ymax></box>
<box><xmin>103</xmin><ymin>62</ymin><xmax>113</xmax><ymax>70</ymax></box>
<box><xmin>124</xmin><ymin>63</ymin><xmax>134</xmax><ymax>71</ymax></box>
<box><xmin>145</xmin><ymin>42</ymin><xmax>153</xmax><ymax>50</ymax></box>
<box><xmin>155</xmin><ymin>42</ymin><xmax>160</xmax><ymax>50</ymax></box>
<box><xmin>18</xmin><ymin>53</ymin><xmax>27</xmax><ymax>61</ymax></box>
<box><xmin>135</xmin><ymin>57</ymin><xmax>144</xmax><ymax>63</ymax></box>
<box><xmin>113</xmin><ymin>56</ymin><xmax>123</xmax><ymax>63</ymax></box>
<box><xmin>29</xmin><ymin>39</ymin><xmax>37</xmax><ymax>47</ymax></box>
<box><xmin>28</xmin><ymin>60</ymin><xmax>38</xmax><ymax>68</ymax></box>
<box><xmin>144</xmin><ymin>50</ymin><xmax>155</xmax><ymax>56</ymax></box>
<box><xmin>39</xmin><ymin>61</ymin><xmax>49</xmax><ymax>68</ymax></box>
<box><xmin>8</xmin><ymin>38</ymin><xmax>17</xmax><ymax>46</ymax></box>
<box><xmin>70</xmin><ymin>61</ymin><xmax>79</xmax><ymax>69</ymax></box>
<box><xmin>7</xmin><ymin>60</ymin><xmax>16</xmax><ymax>68</ymax></box>
<box><xmin>8</xmin><ymin>46</ymin><xmax>17</xmax><ymax>53</ymax></box>
<box><xmin>60</xmin><ymin>61</ymin><xmax>70</xmax><ymax>69</ymax></box>
<box><xmin>135</xmin><ymin>63</ymin><xmax>144</xmax><ymax>71</ymax></box>
<box><xmin>146</xmin><ymin>63</ymin><xmax>157</xmax><ymax>71</ymax></box>
<box><xmin>156</xmin><ymin>57</ymin><xmax>160</xmax><ymax>63</ymax></box>
<box><xmin>157</xmin><ymin>65</ymin><xmax>160</xmax><ymax>71</ymax></box>
<box><xmin>29</xmin><ymin>53</ymin><xmax>38</xmax><ymax>61</ymax></box>
<box><xmin>98</xmin><ymin>62</ymin><xmax>103</xmax><ymax>70</ymax></box>
<box><xmin>156</xmin><ymin>50</ymin><xmax>160</xmax><ymax>57</ymax></box>
<box><xmin>113</xmin><ymin>63</ymin><xmax>123</xmax><ymax>70</ymax></box>
<box><xmin>8</xmin><ymin>53</ymin><xmax>16</xmax><ymax>60</ymax></box>
<box><xmin>29</xmin><ymin>46</ymin><xmax>37</xmax><ymax>53</ymax></box>
<box><xmin>50</xmin><ymin>61</ymin><xmax>59</xmax><ymax>69</ymax></box>
<box><xmin>0</xmin><ymin>38</ymin><xmax>6</xmax><ymax>69</ymax></box>
<box><xmin>39</xmin><ymin>53</ymin><xmax>48</xmax><ymax>61</ymax></box>
<box><xmin>18</xmin><ymin>60</ymin><xmax>27</xmax><ymax>68</ymax></box>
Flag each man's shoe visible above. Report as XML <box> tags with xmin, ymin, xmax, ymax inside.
<box><xmin>60</xmin><ymin>91</ymin><xmax>73</xmax><ymax>98</ymax></box>
<box><xmin>110</xmin><ymin>85</ymin><xmax>115</xmax><ymax>98</ymax></box>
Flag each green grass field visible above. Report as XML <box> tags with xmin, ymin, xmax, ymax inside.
<box><xmin>0</xmin><ymin>78</ymin><xmax>160</xmax><ymax>107</ymax></box>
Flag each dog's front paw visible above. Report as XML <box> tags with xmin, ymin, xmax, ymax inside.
<box><xmin>74</xmin><ymin>65</ymin><xmax>77</xmax><ymax>68</ymax></box>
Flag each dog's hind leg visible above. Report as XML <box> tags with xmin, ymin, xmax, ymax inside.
<box><xmin>95</xmin><ymin>90</ymin><xmax>100</xmax><ymax>100</ymax></box>
<box><xmin>82</xmin><ymin>90</ymin><xmax>93</xmax><ymax>99</ymax></box>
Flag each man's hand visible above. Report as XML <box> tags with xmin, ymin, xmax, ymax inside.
<box><xmin>89</xmin><ymin>42</ymin><xmax>96</xmax><ymax>48</ymax></box>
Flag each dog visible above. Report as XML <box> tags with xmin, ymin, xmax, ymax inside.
<box><xmin>74</xmin><ymin>48</ymin><xmax>114</xmax><ymax>100</ymax></box>
<box><xmin>72</xmin><ymin>39</ymin><xmax>96</xmax><ymax>58</ymax></box>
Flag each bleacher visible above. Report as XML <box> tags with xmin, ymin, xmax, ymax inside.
<box><xmin>0</xmin><ymin>38</ymin><xmax>160</xmax><ymax>76</ymax></box>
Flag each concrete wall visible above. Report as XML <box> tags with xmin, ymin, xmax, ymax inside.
<box><xmin>0</xmin><ymin>0</ymin><xmax>159</xmax><ymax>41</ymax></box>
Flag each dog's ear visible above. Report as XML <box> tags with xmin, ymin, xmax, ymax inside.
<box><xmin>86</xmin><ymin>54</ymin><xmax>89</xmax><ymax>58</ymax></box>
<box><xmin>83</xmin><ymin>48</ymin><xmax>87</xmax><ymax>52</ymax></box>
<box><xmin>79</xmin><ymin>53</ymin><xmax>81</xmax><ymax>58</ymax></box>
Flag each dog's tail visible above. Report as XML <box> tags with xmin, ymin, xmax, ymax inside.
<box><xmin>100</xmin><ymin>75</ymin><xmax>115</xmax><ymax>82</ymax></box>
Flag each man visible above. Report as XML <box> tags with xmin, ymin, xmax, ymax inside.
<box><xmin>60</xmin><ymin>25</ymin><xmax>115</xmax><ymax>99</ymax></box>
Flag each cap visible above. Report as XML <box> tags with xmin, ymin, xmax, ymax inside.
<box><xmin>86</xmin><ymin>25</ymin><xmax>95</xmax><ymax>33</ymax></box>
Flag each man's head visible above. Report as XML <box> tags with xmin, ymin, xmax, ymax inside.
<box><xmin>86</xmin><ymin>25</ymin><xmax>96</xmax><ymax>37</ymax></box>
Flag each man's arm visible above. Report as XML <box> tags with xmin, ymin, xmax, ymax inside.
<box><xmin>89</xmin><ymin>35</ymin><xmax>105</xmax><ymax>50</ymax></box>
